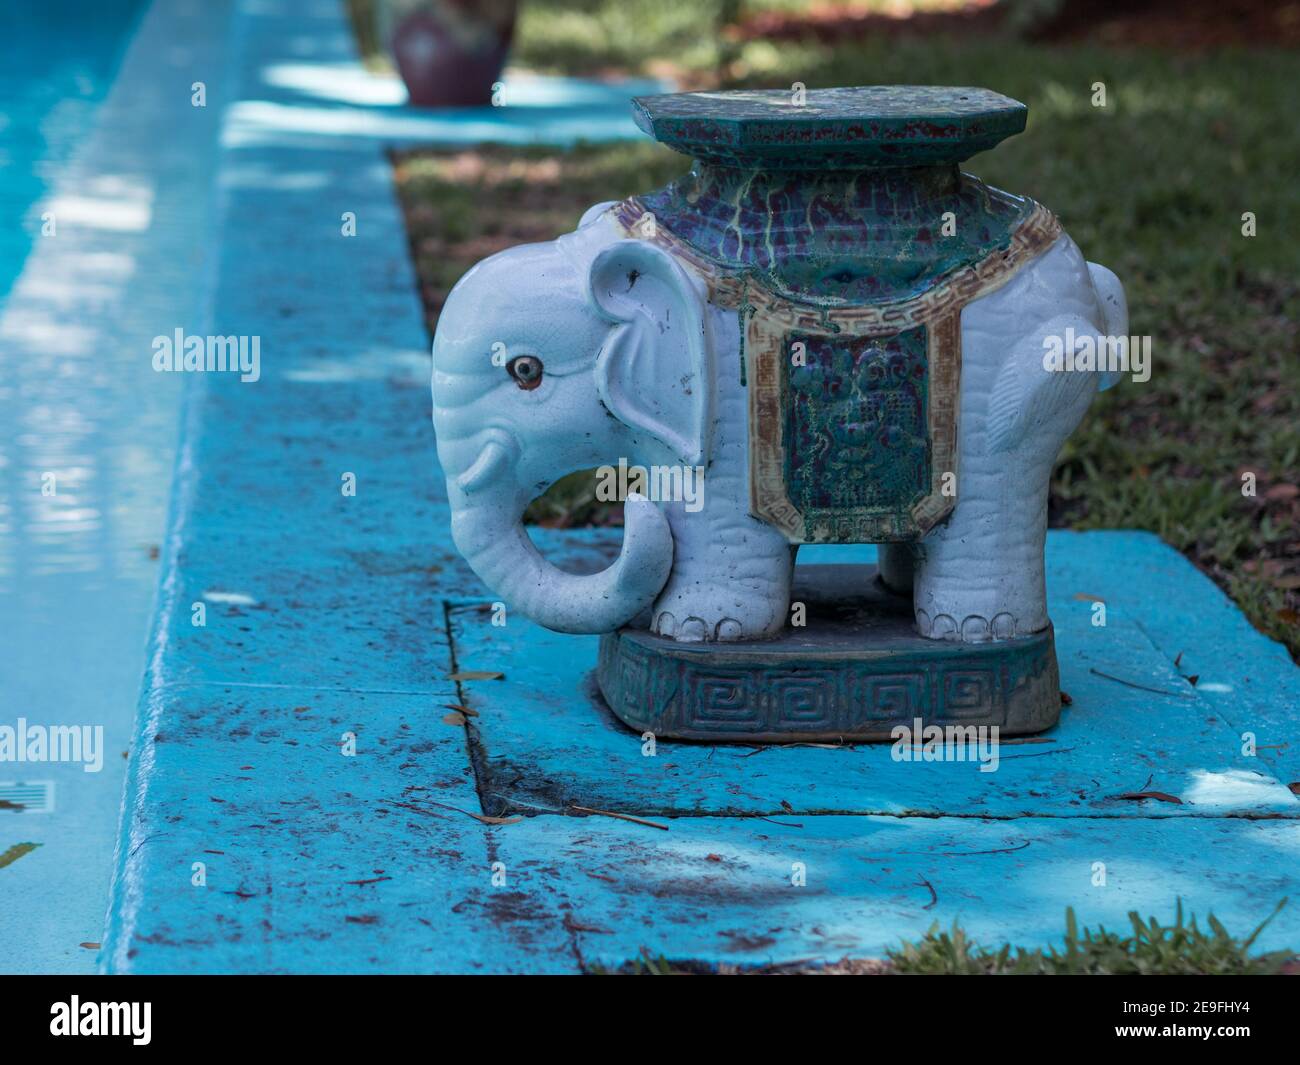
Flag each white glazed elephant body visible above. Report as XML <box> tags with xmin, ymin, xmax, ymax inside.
<box><xmin>431</xmin><ymin>201</ymin><xmax>1126</xmax><ymax>645</ymax></box>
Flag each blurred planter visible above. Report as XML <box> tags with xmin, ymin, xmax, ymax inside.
<box><xmin>383</xmin><ymin>0</ymin><xmax>517</xmax><ymax>108</ymax></box>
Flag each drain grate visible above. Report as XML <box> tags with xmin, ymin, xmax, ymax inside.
<box><xmin>0</xmin><ymin>781</ymin><xmax>55</xmax><ymax>814</ymax></box>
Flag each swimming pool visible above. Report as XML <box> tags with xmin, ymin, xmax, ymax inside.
<box><xmin>0</xmin><ymin>0</ymin><xmax>227</xmax><ymax>975</ymax></box>
<box><xmin>0</xmin><ymin>0</ymin><xmax>146</xmax><ymax>304</ymax></box>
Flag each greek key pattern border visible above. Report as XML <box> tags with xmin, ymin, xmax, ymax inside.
<box><xmin>597</xmin><ymin>628</ymin><xmax>1060</xmax><ymax>741</ymax></box>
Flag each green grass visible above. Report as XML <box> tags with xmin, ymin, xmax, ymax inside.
<box><xmin>890</xmin><ymin>899</ymin><xmax>1291</xmax><ymax>974</ymax></box>
<box><xmin>594</xmin><ymin>899</ymin><xmax>1293</xmax><ymax>974</ymax></box>
<box><xmin>515</xmin><ymin>0</ymin><xmax>741</xmax><ymax>79</ymax></box>
<box><xmin>392</xmin><ymin>20</ymin><xmax>1300</xmax><ymax>657</ymax></box>
<box><xmin>512</xmin><ymin>0</ymin><xmax>977</xmax><ymax>79</ymax></box>
<box><xmin>393</xmin><ymin>143</ymin><xmax>685</xmax><ymax>322</ymax></box>
<box><xmin>344</xmin><ymin>0</ymin><xmax>386</xmax><ymax>71</ymax></box>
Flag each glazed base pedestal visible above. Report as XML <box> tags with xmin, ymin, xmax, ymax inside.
<box><xmin>597</xmin><ymin>564</ymin><xmax>1060</xmax><ymax>744</ymax></box>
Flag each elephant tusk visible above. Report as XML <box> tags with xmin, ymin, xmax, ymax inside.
<box><xmin>456</xmin><ymin>434</ymin><xmax>517</xmax><ymax>495</ymax></box>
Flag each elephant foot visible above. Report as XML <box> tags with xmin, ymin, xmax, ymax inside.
<box><xmin>914</xmin><ymin>608</ymin><xmax>1037</xmax><ymax>643</ymax></box>
<box><xmin>650</xmin><ymin>588</ymin><xmax>785</xmax><ymax>643</ymax></box>
<box><xmin>651</xmin><ymin>611</ymin><xmax>744</xmax><ymax>642</ymax></box>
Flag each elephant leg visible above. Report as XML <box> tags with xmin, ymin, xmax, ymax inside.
<box><xmin>650</xmin><ymin>501</ymin><xmax>794</xmax><ymax>642</ymax></box>
<box><xmin>876</xmin><ymin>542</ymin><xmax>915</xmax><ymax>594</ymax></box>
<box><xmin>912</xmin><ymin>440</ymin><xmax>1056</xmax><ymax>642</ymax></box>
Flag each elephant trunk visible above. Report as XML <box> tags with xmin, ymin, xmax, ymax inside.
<box><xmin>450</xmin><ymin>480</ymin><xmax>674</xmax><ymax>635</ymax></box>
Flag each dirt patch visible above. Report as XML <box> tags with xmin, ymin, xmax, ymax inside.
<box><xmin>734</xmin><ymin>0</ymin><xmax>1300</xmax><ymax>50</ymax></box>
<box><xmin>1035</xmin><ymin>0</ymin><xmax>1300</xmax><ymax>50</ymax></box>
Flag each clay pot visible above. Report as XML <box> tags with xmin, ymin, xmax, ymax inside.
<box><xmin>388</xmin><ymin>0</ymin><xmax>517</xmax><ymax>108</ymax></box>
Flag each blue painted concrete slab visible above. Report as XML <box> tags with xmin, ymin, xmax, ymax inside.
<box><xmin>1050</xmin><ymin>532</ymin><xmax>1300</xmax><ymax>789</ymax></box>
<box><xmin>106</xmin><ymin>685</ymin><xmax>531</xmax><ymax>974</ymax></box>
<box><xmin>447</xmin><ymin>570</ymin><xmax>1299</xmax><ymax>818</ymax></box>
<box><xmin>97</xmin><ymin>0</ymin><xmax>1300</xmax><ymax>972</ymax></box>
<box><xmin>493</xmin><ymin>813</ymin><xmax>1300</xmax><ymax>967</ymax></box>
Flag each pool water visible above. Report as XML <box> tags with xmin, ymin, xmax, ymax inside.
<box><xmin>0</xmin><ymin>0</ymin><xmax>158</xmax><ymax>975</ymax></box>
<box><xmin>0</xmin><ymin>0</ymin><xmax>146</xmax><ymax>303</ymax></box>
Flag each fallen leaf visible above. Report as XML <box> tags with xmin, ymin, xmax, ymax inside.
<box><xmin>1264</xmin><ymin>483</ymin><xmax>1299</xmax><ymax>502</ymax></box>
<box><xmin>0</xmin><ymin>842</ymin><xmax>40</xmax><ymax>869</ymax></box>
<box><xmin>1072</xmin><ymin>592</ymin><xmax>1106</xmax><ymax>603</ymax></box>
<box><xmin>569</xmin><ymin>804</ymin><xmax>668</xmax><ymax>831</ymax></box>
<box><xmin>442</xmin><ymin>703</ymin><xmax>478</xmax><ymax>717</ymax></box>
<box><xmin>758</xmin><ymin>816</ymin><xmax>805</xmax><ymax>828</ymax></box>
<box><xmin>1059</xmin><ymin>690</ymin><xmax>1073</xmax><ymax>706</ymax></box>
<box><xmin>1287</xmin><ymin>782</ymin><xmax>1300</xmax><ymax>796</ymax></box>
<box><xmin>780</xmin><ymin>799</ymin><xmax>794</xmax><ymax>813</ymax></box>
<box><xmin>1186</xmin><ymin>674</ymin><xmax>1199</xmax><ymax>686</ymax></box>
<box><xmin>447</xmin><ymin>670</ymin><xmax>505</xmax><ymax>681</ymax></box>
<box><xmin>1089</xmin><ymin>667</ymin><xmax>1194</xmax><ymax>698</ymax></box>
<box><xmin>383</xmin><ymin>798</ymin><xmax>521</xmax><ymax>826</ymax></box>
<box><xmin>1274</xmin><ymin>575</ymin><xmax>1300</xmax><ymax>590</ymax></box>
<box><xmin>1277</xmin><ymin>608</ymin><xmax>1299</xmax><ymax>625</ymax></box>
<box><xmin>1113</xmin><ymin>791</ymin><xmax>1183</xmax><ymax>805</ymax></box>
<box><xmin>706</xmin><ymin>853</ymin><xmax>723</xmax><ymax>862</ymax></box>
<box><xmin>563</xmin><ymin>914</ymin><xmax>613</xmax><ymax>934</ymax></box>
<box><xmin>79</xmin><ymin>942</ymin><xmax>101</xmax><ymax>950</ymax></box>
<box><xmin>441</xmin><ymin>711</ymin><xmax>467</xmax><ymax>726</ymax></box>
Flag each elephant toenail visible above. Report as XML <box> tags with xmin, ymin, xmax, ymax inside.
<box><xmin>961</xmin><ymin>615</ymin><xmax>990</xmax><ymax>642</ymax></box>
<box><xmin>714</xmin><ymin>618</ymin><xmax>742</xmax><ymax>641</ymax></box>
<box><xmin>931</xmin><ymin>614</ymin><xmax>958</xmax><ymax>640</ymax></box>
<box><xmin>914</xmin><ymin>608</ymin><xmax>931</xmax><ymax>637</ymax></box>
<box><xmin>654</xmin><ymin>611</ymin><xmax>677</xmax><ymax>637</ymax></box>
<box><xmin>991</xmin><ymin>612</ymin><xmax>1016</xmax><ymax>639</ymax></box>
<box><xmin>678</xmin><ymin>617</ymin><xmax>708</xmax><ymax>642</ymax></box>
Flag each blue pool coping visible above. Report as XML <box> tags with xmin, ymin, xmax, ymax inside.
<box><xmin>91</xmin><ymin>0</ymin><xmax>1300</xmax><ymax>972</ymax></box>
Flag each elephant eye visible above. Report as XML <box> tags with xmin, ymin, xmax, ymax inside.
<box><xmin>507</xmin><ymin>355</ymin><xmax>544</xmax><ymax>391</ymax></box>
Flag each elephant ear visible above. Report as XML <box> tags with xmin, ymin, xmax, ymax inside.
<box><xmin>588</xmin><ymin>239</ymin><xmax>712</xmax><ymax>466</ymax></box>
<box><xmin>987</xmin><ymin>314</ymin><xmax>1100</xmax><ymax>454</ymax></box>
<box><xmin>578</xmin><ymin>200</ymin><xmax>618</xmax><ymax>229</ymax></box>
<box><xmin>1087</xmin><ymin>261</ymin><xmax>1128</xmax><ymax>392</ymax></box>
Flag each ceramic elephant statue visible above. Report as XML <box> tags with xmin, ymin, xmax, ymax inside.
<box><xmin>431</xmin><ymin>87</ymin><xmax>1129</xmax><ymax>648</ymax></box>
